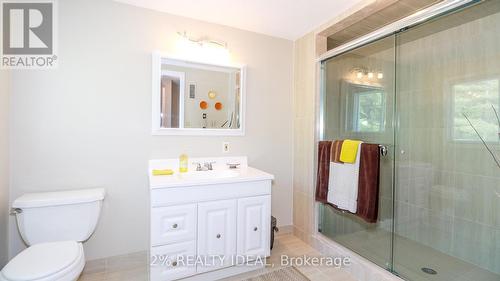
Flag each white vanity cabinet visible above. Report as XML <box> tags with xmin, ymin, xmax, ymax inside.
<box><xmin>149</xmin><ymin>157</ymin><xmax>274</xmax><ymax>281</ymax></box>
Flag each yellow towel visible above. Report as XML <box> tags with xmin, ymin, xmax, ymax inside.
<box><xmin>340</xmin><ymin>140</ymin><xmax>362</xmax><ymax>163</ymax></box>
<box><xmin>152</xmin><ymin>169</ymin><xmax>174</xmax><ymax>176</ymax></box>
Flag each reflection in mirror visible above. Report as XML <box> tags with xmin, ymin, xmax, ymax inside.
<box><xmin>343</xmin><ymin>82</ymin><xmax>386</xmax><ymax>133</ymax></box>
<box><xmin>160</xmin><ymin>71</ymin><xmax>184</xmax><ymax>128</ymax></box>
<box><xmin>160</xmin><ymin>58</ymin><xmax>242</xmax><ymax>130</ymax></box>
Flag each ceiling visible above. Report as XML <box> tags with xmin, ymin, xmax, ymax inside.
<box><xmin>113</xmin><ymin>0</ymin><xmax>365</xmax><ymax>40</ymax></box>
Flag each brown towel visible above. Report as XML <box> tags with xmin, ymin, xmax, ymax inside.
<box><xmin>356</xmin><ymin>143</ymin><xmax>380</xmax><ymax>223</ymax></box>
<box><xmin>316</xmin><ymin>140</ymin><xmax>344</xmax><ymax>203</ymax></box>
<box><xmin>330</xmin><ymin>140</ymin><xmax>344</xmax><ymax>163</ymax></box>
<box><xmin>315</xmin><ymin>141</ymin><xmax>332</xmax><ymax>203</ymax></box>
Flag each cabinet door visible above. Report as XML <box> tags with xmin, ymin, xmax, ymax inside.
<box><xmin>237</xmin><ymin>195</ymin><xmax>271</xmax><ymax>258</ymax></box>
<box><xmin>151</xmin><ymin>204</ymin><xmax>197</xmax><ymax>246</ymax></box>
<box><xmin>150</xmin><ymin>241</ymin><xmax>196</xmax><ymax>281</ymax></box>
<box><xmin>197</xmin><ymin>199</ymin><xmax>237</xmax><ymax>273</ymax></box>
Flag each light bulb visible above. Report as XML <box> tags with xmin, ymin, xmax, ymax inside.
<box><xmin>377</xmin><ymin>72</ymin><xmax>383</xmax><ymax>79</ymax></box>
<box><xmin>356</xmin><ymin>72</ymin><xmax>363</xmax><ymax>79</ymax></box>
<box><xmin>368</xmin><ymin>72</ymin><xmax>374</xmax><ymax>79</ymax></box>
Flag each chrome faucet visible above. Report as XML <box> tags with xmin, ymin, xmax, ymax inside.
<box><xmin>193</xmin><ymin>162</ymin><xmax>203</xmax><ymax>171</ymax></box>
<box><xmin>193</xmin><ymin>161</ymin><xmax>216</xmax><ymax>171</ymax></box>
<box><xmin>204</xmin><ymin>161</ymin><xmax>216</xmax><ymax>171</ymax></box>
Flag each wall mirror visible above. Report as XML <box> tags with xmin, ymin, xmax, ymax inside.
<box><xmin>152</xmin><ymin>53</ymin><xmax>246</xmax><ymax>135</ymax></box>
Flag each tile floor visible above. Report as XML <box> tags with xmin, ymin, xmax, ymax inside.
<box><xmin>78</xmin><ymin>234</ymin><xmax>357</xmax><ymax>281</ymax></box>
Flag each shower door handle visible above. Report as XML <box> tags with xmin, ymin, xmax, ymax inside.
<box><xmin>379</xmin><ymin>145</ymin><xmax>388</xmax><ymax>156</ymax></box>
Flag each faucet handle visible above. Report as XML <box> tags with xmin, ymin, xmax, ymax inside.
<box><xmin>226</xmin><ymin>162</ymin><xmax>240</xmax><ymax>169</ymax></box>
<box><xmin>192</xmin><ymin>162</ymin><xmax>202</xmax><ymax>171</ymax></box>
<box><xmin>204</xmin><ymin>161</ymin><xmax>216</xmax><ymax>170</ymax></box>
<box><xmin>10</xmin><ymin>208</ymin><xmax>22</xmax><ymax>215</ymax></box>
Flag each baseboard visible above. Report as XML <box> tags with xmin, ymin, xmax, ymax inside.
<box><xmin>275</xmin><ymin>224</ymin><xmax>294</xmax><ymax>236</ymax></box>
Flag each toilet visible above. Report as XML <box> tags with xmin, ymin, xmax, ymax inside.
<box><xmin>0</xmin><ymin>188</ymin><xmax>105</xmax><ymax>281</ymax></box>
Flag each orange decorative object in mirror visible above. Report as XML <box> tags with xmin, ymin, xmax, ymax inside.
<box><xmin>200</xmin><ymin>101</ymin><xmax>208</xmax><ymax>110</ymax></box>
<box><xmin>215</xmin><ymin>102</ymin><xmax>223</xmax><ymax>111</ymax></box>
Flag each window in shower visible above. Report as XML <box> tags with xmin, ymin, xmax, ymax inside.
<box><xmin>451</xmin><ymin>78</ymin><xmax>500</xmax><ymax>142</ymax></box>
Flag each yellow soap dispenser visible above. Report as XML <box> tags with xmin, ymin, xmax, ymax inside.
<box><xmin>179</xmin><ymin>154</ymin><xmax>188</xmax><ymax>173</ymax></box>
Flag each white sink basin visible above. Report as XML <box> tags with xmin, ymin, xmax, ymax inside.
<box><xmin>177</xmin><ymin>170</ymin><xmax>239</xmax><ymax>180</ymax></box>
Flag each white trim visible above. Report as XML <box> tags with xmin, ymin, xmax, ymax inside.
<box><xmin>152</xmin><ymin>52</ymin><xmax>162</xmax><ymax>133</ymax></box>
<box><xmin>317</xmin><ymin>0</ymin><xmax>476</xmax><ymax>62</ymax></box>
<box><xmin>152</xmin><ymin>127</ymin><xmax>246</xmax><ymax>136</ymax></box>
<box><xmin>151</xmin><ymin>52</ymin><xmax>246</xmax><ymax>136</ymax></box>
<box><xmin>161</xmin><ymin>54</ymin><xmax>244</xmax><ymax>72</ymax></box>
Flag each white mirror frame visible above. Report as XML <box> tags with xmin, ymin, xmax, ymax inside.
<box><xmin>152</xmin><ymin>52</ymin><xmax>246</xmax><ymax>136</ymax></box>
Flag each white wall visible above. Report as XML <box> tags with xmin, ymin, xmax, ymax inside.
<box><xmin>0</xmin><ymin>70</ymin><xmax>10</xmax><ymax>268</ymax></box>
<box><xmin>9</xmin><ymin>0</ymin><xmax>293</xmax><ymax>260</ymax></box>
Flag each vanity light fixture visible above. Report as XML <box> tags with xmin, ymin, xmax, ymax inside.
<box><xmin>176</xmin><ymin>31</ymin><xmax>230</xmax><ymax>64</ymax></box>
<box><xmin>208</xmin><ymin>90</ymin><xmax>217</xmax><ymax>99</ymax></box>
<box><xmin>177</xmin><ymin>31</ymin><xmax>228</xmax><ymax>49</ymax></box>
<box><xmin>352</xmin><ymin>68</ymin><xmax>383</xmax><ymax>81</ymax></box>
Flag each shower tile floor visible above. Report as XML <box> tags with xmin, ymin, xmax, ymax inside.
<box><xmin>78</xmin><ymin>234</ymin><xmax>357</xmax><ymax>281</ymax></box>
<box><xmin>333</xmin><ymin>228</ymin><xmax>499</xmax><ymax>281</ymax></box>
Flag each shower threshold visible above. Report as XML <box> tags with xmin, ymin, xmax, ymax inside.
<box><xmin>332</xmin><ymin>229</ymin><xmax>499</xmax><ymax>281</ymax></box>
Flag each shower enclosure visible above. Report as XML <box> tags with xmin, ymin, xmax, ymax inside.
<box><xmin>318</xmin><ymin>1</ymin><xmax>500</xmax><ymax>281</ymax></box>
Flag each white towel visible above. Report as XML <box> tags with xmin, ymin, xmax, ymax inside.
<box><xmin>327</xmin><ymin>142</ymin><xmax>362</xmax><ymax>213</ymax></box>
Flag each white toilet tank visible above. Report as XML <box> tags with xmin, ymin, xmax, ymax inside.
<box><xmin>12</xmin><ymin>188</ymin><xmax>105</xmax><ymax>246</ymax></box>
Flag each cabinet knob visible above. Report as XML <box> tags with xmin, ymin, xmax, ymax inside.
<box><xmin>172</xmin><ymin>223</ymin><xmax>178</xmax><ymax>229</ymax></box>
<box><xmin>253</xmin><ymin>227</ymin><xmax>258</xmax><ymax>231</ymax></box>
<box><xmin>216</xmin><ymin>234</ymin><xmax>222</xmax><ymax>239</ymax></box>
<box><xmin>171</xmin><ymin>261</ymin><xmax>178</xmax><ymax>267</ymax></box>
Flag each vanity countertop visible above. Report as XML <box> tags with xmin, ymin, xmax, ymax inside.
<box><xmin>148</xmin><ymin>157</ymin><xmax>274</xmax><ymax>189</ymax></box>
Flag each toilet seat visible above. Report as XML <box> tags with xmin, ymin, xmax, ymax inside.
<box><xmin>0</xmin><ymin>241</ymin><xmax>85</xmax><ymax>281</ymax></box>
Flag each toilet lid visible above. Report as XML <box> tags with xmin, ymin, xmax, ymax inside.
<box><xmin>1</xmin><ymin>241</ymin><xmax>82</xmax><ymax>281</ymax></box>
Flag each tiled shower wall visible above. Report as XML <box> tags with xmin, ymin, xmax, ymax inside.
<box><xmin>395</xmin><ymin>10</ymin><xmax>500</xmax><ymax>273</ymax></box>
<box><xmin>292</xmin><ymin>32</ymin><xmax>317</xmax><ymax>243</ymax></box>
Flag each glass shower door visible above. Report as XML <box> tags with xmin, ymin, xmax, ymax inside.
<box><xmin>319</xmin><ymin>35</ymin><xmax>396</xmax><ymax>270</ymax></box>
<box><xmin>394</xmin><ymin>1</ymin><xmax>500</xmax><ymax>280</ymax></box>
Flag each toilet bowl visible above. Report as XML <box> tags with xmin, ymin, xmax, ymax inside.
<box><xmin>0</xmin><ymin>188</ymin><xmax>105</xmax><ymax>281</ymax></box>
<box><xmin>0</xmin><ymin>241</ymin><xmax>85</xmax><ymax>281</ymax></box>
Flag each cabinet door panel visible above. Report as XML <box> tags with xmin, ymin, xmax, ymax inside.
<box><xmin>151</xmin><ymin>204</ymin><xmax>197</xmax><ymax>246</ymax></box>
<box><xmin>237</xmin><ymin>196</ymin><xmax>271</xmax><ymax>258</ymax></box>
<box><xmin>197</xmin><ymin>199</ymin><xmax>237</xmax><ymax>273</ymax></box>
